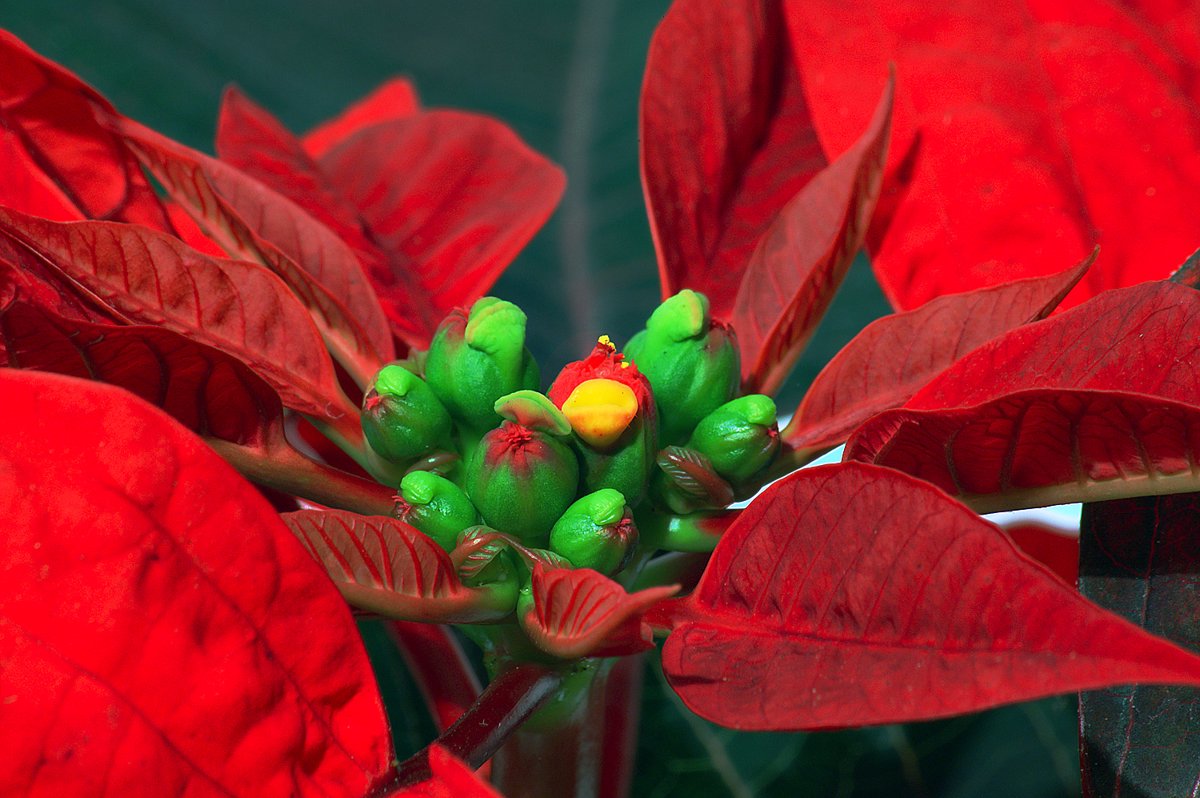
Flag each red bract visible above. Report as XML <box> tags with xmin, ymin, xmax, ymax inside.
<box><xmin>784</xmin><ymin>0</ymin><xmax>1200</xmax><ymax>310</ymax></box>
<box><xmin>0</xmin><ymin>370</ymin><xmax>391</xmax><ymax>797</ymax></box>
<box><xmin>215</xmin><ymin>85</ymin><xmax>566</xmax><ymax>350</ymax></box>
<box><xmin>3</xmin><ymin>2</ymin><xmax>1200</xmax><ymax>796</ymax></box>
<box><xmin>653</xmin><ymin>464</ymin><xmax>1200</xmax><ymax>730</ymax></box>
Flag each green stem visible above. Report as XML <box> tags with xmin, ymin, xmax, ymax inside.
<box><xmin>637</xmin><ymin>510</ymin><xmax>736</xmax><ymax>553</ymax></box>
<box><xmin>307</xmin><ymin>412</ymin><xmax>408</xmax><ymax>486</ymax></box>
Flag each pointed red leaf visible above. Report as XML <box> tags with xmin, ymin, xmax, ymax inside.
<box><xmin>641</xmin><ymin>0</ymin><xmax>827</xmax><ymax>318</ymax></box>
<box><xmin>732</xmin><ymin>77</ymin><xmax>893</xmax><ymax>394</ymax></box>
<box><xmin>845</xmin><ymin>281</ymin><xmax>1200</xmax><ymax>508</ymax></box>
<box><xmin>0</xmin><ymin>287</ymin><xmax>281</xmax><ymax>449</ymax></box>
<box><xmin>784</xmin><ymin>0</ymin><xmax>1200</xmax><ymax>310</ymax></box>
<box><xmin>392</xmin><ymin>745</ymin><xmax>502</xmax><ymax>798</ymax></box>
<box><xmin>785</xmin><ymin>258</ymin><xmax>1090</xmax><ymax>449</ymax></box>
<box><xmin>0</xmin><ymin>32</ymin><xmax>173</xmax><ymax>229</ymax></box>
<box><xmin>0</xmin><ymin>208</ymin><xmax>354</xmax><ymax>422</ymax></box>
<box><xmin>847</xmin><ymin>389</ymin><xmax>1200</xmax><ymax>512</ymax></box>
<box><xmin>0</xmin><ymin>370</ymin><xmax>390</xmax><ymax>796</ymax></box>
<box><xmin>115</xmin><ymin>116</ymin><xmax>394</xmax><ymax>382</ymax></box>
<box><xmin>283</xmin><ymin>510</ymin><xmax>516</xmax><ymax>623</ymax></box>
<box><xmin>303</xmin><ymin>77</ymin><xmax>420</xmax><ymax>160</ymax></box>
<box><xmin>656</xmin><ymin>462</ymin><xmax>1200</xmax><ymax>730</ymax></box>
<box><xmin>522</xmin><ymin>565</ymin><xmax>677</xmax><ymax>660</ymax></box>
<box><xmin>216</xmin><ymin>86</ymin><xmax>384</xmax><ymax>270</ymax></box>
<box><xmin>901</xmin><ymin>281</ymin><xmax>1200</xmax><ymax>411</ymax></box>
<box><xmin>318</xmin><ymin>111</ymin><xmax>566</xmax><ymax>347</ymax></box>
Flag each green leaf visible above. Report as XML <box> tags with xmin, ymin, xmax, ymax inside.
<box><xmin>1079</xmin><ymin>496</ymin><xmax>1200</xmax><ymax>798</ymax></box>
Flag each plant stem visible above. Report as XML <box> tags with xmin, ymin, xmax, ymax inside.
<box><xmin>385</xmin><ymin>622</ymin><xmax>482</xmax><ymax>731</ymax></box>
<box><xmin>369</xmin><ymin>663</ymin><xmax>564</xmax><ymax>796</ymax></box>
<box><xmin>491</xmin><ymin>657</ymin><xmax>644</xmax><ymax>798</ymax></box>
<box><xmin>205</xmin><ymin>437</ymin><xmax>395</xmax><ymax>516</ymax></box>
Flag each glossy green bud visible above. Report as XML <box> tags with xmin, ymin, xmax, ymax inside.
<box><xmin>549</xmin><ymin>489</ymin><xmax>638</xmax><ymax>575</ymax></box>
<box><xmin>624</xmin><ymin>289</ymin><xmax>739</xmax><ymax>445</ymax></box>
<box><xmin>361</xmin><ymin>365</ymin><xmax>452</xmax><ymax>463</ymax></box>
<box><xmin>686</xmin><ymin>394</ymin><xmax>780</xmax><ymax>484</ymax></box>
<box><xmin>465</xmin><ymin>392</ymin><xmax>580</xmax><ymax>546</ymax></box>
<box><xmin>423</xmin><ymin>297</ymin><xmax>540</xmax><ymax>432</ymax></box>
<box><xmin>395</xmin><ymin>471</ymin><xmax>479</xmax><ymax>551</ymax></box>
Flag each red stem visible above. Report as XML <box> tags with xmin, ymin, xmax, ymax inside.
<box><xmin>491</xmin><ymin>657</ymin><xmax>644</xmax><ymax>798</ymax></box>
<box><xmin>385</xmin><ymin>621</ymin><xmax>482</xmax><ymax>731</ymax></box>
<box><xmin>206</xmin><ymin>437</ymin><xmax>395</xmax><ymax>516</ymax></box>
<box><xmin>368</xmin><ymin>663</ymin><xmax>564</xmax><ymax>797</ymax></box>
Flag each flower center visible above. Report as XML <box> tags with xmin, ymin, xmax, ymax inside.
<box><xmin>561</xmin><ymin>378</ymin><xmax>639</xmax><ymax>448</ymax></box>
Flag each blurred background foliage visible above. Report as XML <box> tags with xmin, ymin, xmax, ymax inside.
<box><xmin>5</xmin><ymin>2</ymin><xmax>1079</xmax><ymax>795</ymax></box>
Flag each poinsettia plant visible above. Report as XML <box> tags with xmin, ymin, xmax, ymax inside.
<box><xmin>3</xmin><ymin>1</ymin><xmax>1200</xmax><ymax>796</ymax></box>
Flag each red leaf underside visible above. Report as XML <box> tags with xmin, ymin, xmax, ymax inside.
<box><xmin>657</xmin><ymin>463</ymin><xmax>1200</xmax><ymax>731</ymax></box>
<box><xmin>524</xmin><ymin>565</ymin><xmax>677</xmax><ymax>660</ymax></box>
<box><xmin>0</xmin><ymin>208</ymin><xmax>350</xmax><ymax>421</ymax></box>
<box><xmin>732</xmin><ymin>75</ymin><xmax>893</xmax><ymax>394</ymax></box>
<box><xmin>216</xmin><ymin>87</ymin><xmax>388</xmax><ymax>279</ymax></box>
<box><xmin>319</xmin><ymin>110</ymin><xmax>566</xmax><ymax>348</ymax></box>
<box><xmin>847</xmin><ymin>389</ymin><xmax>1200</xmax><ymax>512</ymax></box>
<box><xmin>786</xmin><ymin>257</ymin><xmax>1090</xmax><ymax>449</ymax></box>
<box><xmin>283</xmin><ymin>510</ymin><xmax>513</xmax><ymax>624</ymax></box>
<box><xmin>641</xmin><ymin>0</ymin><xmax>828</xmax><ymax>318</ymax></box>
<box><xmin>115</xmin><ymin>116</ymin><xmax>395</xmax><ymax>380</ymax></box>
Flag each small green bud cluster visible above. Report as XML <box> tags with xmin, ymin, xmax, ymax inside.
<box><xmin>362</xmin><ymin>291</ymin><xmax>782</xmax><ymax>596</ymax></box>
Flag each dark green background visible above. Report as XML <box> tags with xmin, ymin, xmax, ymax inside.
<box><xmin>4</xmin><ymin>2</ymin><xmax>1079</xmax><ymax>795</ymax></box>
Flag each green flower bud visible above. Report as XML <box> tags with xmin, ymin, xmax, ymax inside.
<box><xmin>465</xmin><ymin>391</ymin><xmax>580</xmax><ymax>546</ymax></box>
<box><xmin>686</xmin><ymin>394</ymin><xmax>780</xmax><ymax>484</ymax></box>
<box><xmin>423</xmin><ymin>297</ymin><xmax>540</xmax><ymax>432</ymax></box>
<box><xmin>395</xmin><ymin>471</ymin><xmax>479</xmax><ymax>551</ymax></box>
<box><xmin>624</xmin><ymin>290</ymin><xmax>739</xmax><ymax>445</ymax></box>
<box><xmin>361</xmin><ymin>365</ymin><xmax>452</xmax><ymax>463</ymax></box>
<box><xmin>549</xmin><ymin>489</ymin><xmax>638</xmax><ymax>575</ymax></box>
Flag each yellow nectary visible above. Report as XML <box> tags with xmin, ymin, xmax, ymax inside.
<box><xmin>561</xmin><ymin>378</ymin><xmax>639</xmax><ymax>448</ymax></box>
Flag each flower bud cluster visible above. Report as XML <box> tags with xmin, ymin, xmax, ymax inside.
<box><xmin>360</xmin><ymin>291</ymin><xmax>782</xmax><ymax>590</ymax></box>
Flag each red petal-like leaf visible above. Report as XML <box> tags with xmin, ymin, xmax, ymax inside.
<box><xmin>0</xmin><ymin>288</ymin><xmax>280</xmax><ymax>449</ymax></box>
<box><xmin>303</xmin><ymin>77</ymin><xmax>420</xmax><ymax>160</ymax></box>
<box><xmin>0</xmin><ymin>370</ymin><xmax>390</xmax><ymax>796</ymax></box>
<box><xmin>641</xmin><ymin>0</ymin><xmax>827</xmax><ymax>318</ymax></box>
<box><xmin>0</xmin><ymin>208</ymin><xmax>354</xmax><ymax>422</ymax></box>
<box><xmin>656</xmin><ymin>463</ymin><xmax>1200</xmax><ymax>730</ymax></box>
<box><xmin>522</xmin><ymin>565</ymin><xmax>677</xmax><ymax>660</ymax></box>
<box><xmin>785</xmin><ymin>0</ymin><xmax>1200</xmax><ymax>310</ymax></box>
<box><xmin>785</xmin><ymin>258</ymin><xmax>1090</xmax><ymax>449</ymax></box>
<box><xmin>847</xmin><ymin>389</ymin><xmax>1200</xmax><ymax>512</ymax></box>
<box><xmin>216</xmin><ymin>87</ymin><xmax>384</xmax><ymax>270</ymax></box>
<box><xmin>115</xmin><ymin>117</ymin><xmax>394</xmax><ymax>383</ymax></box>
<box><xmin>0</xmin><ymin>32</ymin><xmax>173</xmax><ymax>229</ymax></box>
<box><xmin>732</xmin><ymin>76</ymin><xmax>892</xmax><ymax>394</ymax></box>
<box><xmin>846</xmin><ymin>281</ymin><xmax>1200</xmax><ymax>509</ymax></box>
<box><xmin>1079</xmin><ymin>495</ymin><xmax>1200</xmax><ymax>798</ymax></box>
<box><xmin>901</xmin><ymin>281</ymin><xmax>1200</xmax><ymax>411</ymax></box>
<box><xmin>283</xmin><ymin>510</ymin><xmax>516</xmax><ymax>623</ymax></box>
<box><xmin>319</xmin><ymin>111</ymin><xmax>566</xmax><ymax>347</ymax></box>
<box><xmin>391</xmin><ymin>745</ymin><xmax>502</xmax><ymax>798</ymax></box>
